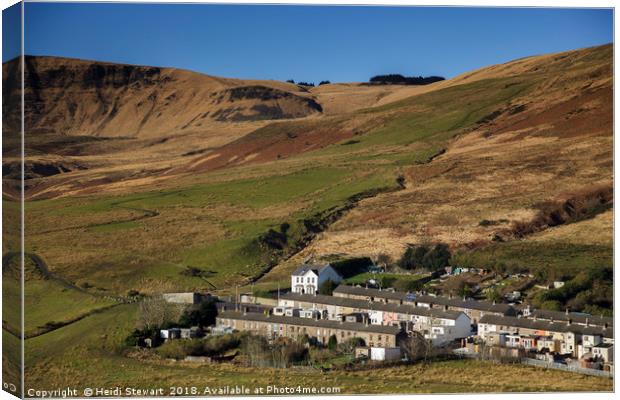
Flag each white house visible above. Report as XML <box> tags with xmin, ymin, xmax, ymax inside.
<box><xmin>591</xmin><ymin>343</ymin><xmax>613</xmax><ymax>363</ymax></box>
<box><xmin>411</xmin><ymin>312</ymin><xmax>472</xmax><ymax>345</ymax></box>
<box><xmin>291</xmin><ymin>263</ymin><xmax>342</xmax><ymax>294</ymax></box>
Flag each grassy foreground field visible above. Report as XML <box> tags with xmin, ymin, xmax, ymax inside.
<box><xmin>23</xmin><ymin>305</ymin><xmax>611</xmax><ymax>394</ymax></box>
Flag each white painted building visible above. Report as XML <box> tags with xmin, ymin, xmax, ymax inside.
<box><xmin>591</xmin><ymin>343</ymin><xmax>614</xmax><ymax>363</ymax></box>
<box><xmin>291</xmin><ymin>264</ymin><xmax>342</xmax><ymax>294</ymax></box>
<box><xmin>412</xmin><ymin>313</ymin><xmax>472</xmax><ymax>345</ymax></box>
<box><xmin>277</xmin><ymin>293</ymin><xmax>471</xmax><ymax>345</ymax></box>
<box><xmin>370</xmin><ymin>347</ymin><xmax>402</xmax><ymax>361</ymax></box>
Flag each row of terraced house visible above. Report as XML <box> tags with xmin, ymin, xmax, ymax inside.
<box><xmin>211</xmin><ymin>263</ymin><xmax>613</xmax><ymax>368</ymax></box>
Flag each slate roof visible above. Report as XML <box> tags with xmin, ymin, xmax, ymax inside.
<box><xmin>280</xmin><ymin>292</ymin><xmax>466</xmax><ymax>321</ymax></box>
<box><xmin>217</xmin><ymin>311</ymin><xmax>403</xmax><ymax>335</ymax></box>
<box><xmin>333</xmin><ymin>285</ymin><xmax>515</xmax><ymax>315</ymax></box>
<box><xmin>479</xmin><ymin>315</ymin><xmax>614</xmax><ymax>339</ymax></box>
<box><xmin>530</xmin><ymin>309</ymin><xmax>613</xmax><ymax>327</ymax></box>
<box><xmin>333</xmin><ymin>285</ymin><xmax>408</xmax><ymax>301</ymax></box>
<box><xmin>292</xmin><ymin>263</ymin><xmax>333</xmax><ymax>276</ymax></box>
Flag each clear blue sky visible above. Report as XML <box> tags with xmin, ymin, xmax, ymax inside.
<box><xmin>3</xmin><ymin>3</ymin><xmax>614</xmax><ymax>83</ymax></box>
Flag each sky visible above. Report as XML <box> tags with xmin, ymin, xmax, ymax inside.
<box><xmin>2</xmin><ymin>3</ymin><xmax>614</xmax><ymax>83</ymax></box>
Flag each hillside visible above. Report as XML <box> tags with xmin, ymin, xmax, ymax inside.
<box><xmin>2</xmin><ymin>43</ymin><xmax>613</xmax><ymax>304</ymax></box>
<box><xmin>2</xmin><ymin>43</ymin><xmax>613</xmax><ymax>393</ymax></box>
<box><xmin>2</xmin><ymin>56</ymin><xmax>324</xmax><ymax>137</ymax></box>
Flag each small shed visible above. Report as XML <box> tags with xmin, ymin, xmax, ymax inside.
<box><xmin>370</xmin><ymin>347</ymin><xmax>402</xmax><ymax>361</ymax></box>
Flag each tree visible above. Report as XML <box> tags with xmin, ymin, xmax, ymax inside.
<box><xmin>486</xmin><ymin>288</ymin><xmax>502</xmax><ymax>303</ymax></box>
<box><xmin>399</xmin><ymin>243</ymin><xmax>451</xmax><ymax>272</ymax></box>
<box><xmin>399</xmin><ymin>245</ymin><xmax>430</xmax><ymax>270</ymax></box>
<box><xmin>179</xmin><ymin>298</ymin><xmax>218</xmax><ymax>327</ymax></box>
<box><xmin>319</xmin><ymin>80</ymin><xmax>331</xmax><ymax>85</ymax></box>
<box><xmin>319</xmin><ymin>279</ymin><xmax>337</xmax><ymax>295</ymax></box>
<box><xmin>271</xmin><ymin>338</ymin><xmax>309</xmax><ymax>368</ymax></box>
<box><xmin>422</xmin><ymin>243</ymin><xmax>451</xmax><ymax>271</ymax></box>
<box><xmin>375</xmin><ymin>253</ymin><xmax>393</xmax><ymax>272</ymax></box>
<box><xmin>444</xmin><ymin>277</ymin><xmax>473</xmax><ymax>299</ymax></box>
<box><xmin>136</xmin><ymin>296</ymin><xmax>184</xmax><ymax>330</ymax></box>
<box><xmin>339</xmin><ymin>337</ymin><xmax>366</xmax><ymax>353</ymax></box>
<box><xmin>401</xmin><ymin>332</ymin><xmax>432</xmax><ymax>362</ymax></box>
<box><xmin>369</xmin><ymin>74</ymin><xmax>445</xmax><ymax>85</ymax></box>
<box><xmin>327</xmin><ymin>334</ymin><xmax>338</xmax><ymax>351</ymax></box>
<box><xmin>241</xmin><ymin>334</ymin><xmax>270</xmax><ymax>367</ymax></box>
<box><xmin>286</xmin><ymin>79</ymin><xmax>295</xmax><ymax>84</ymax></box>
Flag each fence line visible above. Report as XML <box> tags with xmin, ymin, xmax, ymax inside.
<box><xmin>522</xmin><ymin>358</ymin><xmax>613</xmax><ymax>378</ymax></box>
<box><xmin>454</xmin><ymin>350</ymin><xmax>613</xmax><ymax>378</ymax></box>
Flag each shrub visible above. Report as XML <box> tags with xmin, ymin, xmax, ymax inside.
<box><xmin>339</xmin><ymin>337</ymin><xmax>366</xmax><ymax>353</ymax></box>
<box><xmin>331</xmin><ymin>257</ymin><xmax>373</xmax><ymax>278</ymax></box>
<box><xmin>393</xmin><ymin>278</ymin><xmax>424</xmax><ymax>293</ymax></box>
<box><xmin>399</xmin><ymin>244</ymin><xmax>450</xmax><ymax>271</ymax></box>
<box><xmin>240</xmin><ymin>334</ymin><xmax>271</xmax><ymax>367</ymax></box>
<box><xmin>156</xmin><ymin>339</ymin><xmax>201</xmax><ymax>360</ymax></box>
<box><xmin>202</xmin><ymin>333</ymin><xmax>242</xmax><ymax>356</ymax></box>
<box><xmin>179</xmin><ymin>298</ymin><xmax>218</xmax><ymax>327</ymax></box>
<box><xmin>327</xmin><ymin>334</ymin><xmax>338</xmax><ymax>351</ymax></box>
<box><xmin>508</xmin><ymin>185</ymin><xmax>612</xmax><ymax>239</ymax></box>
<box><xmin>319</xmin><ymin>279</ymin><xmax>337</xmax><ymax>295</ymax></box>
<box><xmin>271</xmin><ymin>338</ymin><xmax>309</xmax><ymax>368</ymax></box>
<box><xmin>124</xmin><ymin>327</ymin><xmax>163</xmax><ymax>348</ymax></box>
<box><xmin>486</xmin><ymin>288</ymin><xmax>502</xmax><ymax>303</ymax></box>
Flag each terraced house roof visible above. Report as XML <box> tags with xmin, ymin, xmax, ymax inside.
<box><xmin>333</xmin><ymin>285</ymin><xmax>408</xmax><ymax>301</ymax></box>
<box><xmin>217</xmin><ymin>311</ymin><xmax>403</xmax><ymax>335</ymax></box>
<box><xmin>280</xmin><ymin>292</ymin><xmax>466</xmax><ymax>321</ymax></box>
<box><xmin>333</xmin><ymin>285</ymin><xmax>515</xmax><ymax>315</ymax></box>
<box><xmin>530</xmin><ymin>309</ymin><xmax>613</xmax><ymax>327</ymax></box>
<box><xmin>479</xmin><ymin>315</ymin><xmax>614</xmax><ymax>339</ymax></box>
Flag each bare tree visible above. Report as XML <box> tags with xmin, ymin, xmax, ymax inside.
<box><xmin>241</xmin><ymin>335</ymin><xmax>270</xmax><ymax>367</ymax></box>
<box><xmin>136</xmin><ymin>296</ymin><xmax>185</xmax><ymax>330</ymax></box>
<box><xmin>401</xmin><ymin>331</ymin><xmax>433</xmax><ymax>362</ymax></box>
<box><xmin>376</xmin><ymin>253</ymin><xmax>393</xmax><ymax>272</ymax></box>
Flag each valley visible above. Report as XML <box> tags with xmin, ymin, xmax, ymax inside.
<box><xmin>2</xmin><ymin>43</ymin><xmax>613</xmax><ymax>393</ymax></box>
